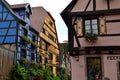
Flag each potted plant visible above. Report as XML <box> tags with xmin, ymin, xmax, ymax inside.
<box><xmin>31</xmin><ymin>41</ymin><xmax>38</xmax><ymax>48</ymax></box>
<box><xmin>21</xmin><ymin>36</ymin><xmax>31</xmax><ymax>44</ymax></box>
<box><xmin>84</xmin><ymin>33</ymin><xmax>98</xmax><ymax>42</ymax></box>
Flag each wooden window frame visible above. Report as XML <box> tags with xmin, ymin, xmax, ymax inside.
<box><xmin>84</xmin><ymin>18</ymin><xmax>99</xmax><ymax>35</ymax></box>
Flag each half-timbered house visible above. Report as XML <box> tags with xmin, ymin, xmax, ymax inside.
<box><xmin>61</xmin><ymin>0</ymin><xmax>120</xmax><ymax>80</ymax></box>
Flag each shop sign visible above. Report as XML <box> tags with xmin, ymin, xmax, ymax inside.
<box><xmin>107</xmin><ymin>56</ymin><xmax>120</xmax><ymax>60</ymax></box>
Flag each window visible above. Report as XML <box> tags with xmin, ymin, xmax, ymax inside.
<box><xmin>84</xmin><ymin>19</ymin><xmax>98</xmax><ymax>34</ymax></box>
<box><xmin>50</xmin><ymin>66</ymin><xmax>53</xmax><ymax>72</ymax></box>
<box><xmin>46</xmin><ymin>43</ymin><xmax>49</xmax><ymax>51</ymax></box>
<box><xmin>49</xmin><ymin>53</ymin><xmax>53</xmax><ymax>60</ymax></box>
<box><xmin>40</xmin><ymin>38</ymin><xmax>42</xmax><ymax>48</ymax></box>
<box><xmin>21</xmin><ymin>49</ymin><xmax>26</xmax><ymax>58</ymax></box>
<box><xmin>48</xmin><ymin>34</ymin><xmax>54</xmax><ymax>41</ymax></box>
<box><xmin>76</xmin><ymin>16</ymin><xmax>106</xmax><ymax>36</ymax></box>
<box><xmin>39</xmin><ymin>55</ymin><xmax>42</xmax><ymax>63</ymax></box>
<box><xmin>22</xmin><ymin>28</ymin><xmax>27</xmax><ymax>36</ymax></box>
<box><xmin>45</xmin><ymin>58</ymin><xmax>48</xmax><ymax>64</ymax></box>
<box><xmin>32</xmin><ymin>35</ymin><xmax>36</xmax><ymax>42</ymax></box>
<box><xmin>118</xmin><ymin>62</ymin><xmax>120</xmax><ymax>80</ymax></box>
<box><xmin>31</xmin><ymin>53</ymin><xmax>34</xmax><ymax>61</ymax></box>
<box><xmin>42</xmin><ymin>28</ymin><xmax>46</xmax><ymax>34</ymax></box>
<box><xmin>49</xmin><ymin>21</ymin><xmax>53</xmax><ymax>26</ymax></box>
<box><xmin>86</xmin><ymin>57</ymin><xmax>102</xmax><ymax>80</ymax></box>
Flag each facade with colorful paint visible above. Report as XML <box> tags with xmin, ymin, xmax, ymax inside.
<box><xmin>0</xmin><ymin>0</ymin><xmax>59</xmax><ymax>76</ymax></box>
<box><xmin>61</xmin><ymin>0</ymin><xmax>120</xmax><ymax>80</ymax></box>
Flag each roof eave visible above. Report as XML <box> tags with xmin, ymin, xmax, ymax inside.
<box><xmin>2</xmin><ymin>0</ymin><xmax>27</xmax><ymax>26</ymax></box>
<box><xmin>60</xmin><ymin>0</ymin><xmax>78</xmax><ymax>27</ymax></box>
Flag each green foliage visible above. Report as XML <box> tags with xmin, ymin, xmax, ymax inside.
<box><xmin>85</xmin><ymin>33</ymin><xmax>97</xmax><ymax>42</ymax></box>
<box><xmin>57</xmin><ymin>67</ymin><xmax>71</xmax><ymax>80</ymax></box>
<box><xmin>43</xmin><ymin>64</ymin><xmax>53</xmax><ymax>80</ymax></box>
<box><xmin>21</xmin><ymin>36</ymin><xmax>38</xmax><ymax>48</ymax></box>
<box><xmin>21</xmin><ymin>36</ymin><xmax>31</xmax><ymax>44</ymax></box>
<box><xmin>52</xmin><ymin>76</ymin><xmax>61</xmax><ymax>80</ymax></box>
<box><xmin>64</xmin><ymin>44</ymin><xmax>68</xmax><ymax>53</ymax></box>
<box><xmin>31</xmin><ymin>41</ymin><xmax>38</xmax><ymax>48</ymax></box>
<box><xmin>7</xmin><ymin>58</ymin><xmax>64</xmax><ymax>80</ymax></box>
<box><xmin>8</xmin><ymin>64</ymin><xmax>27</xmax><ymax>80</ymax></box>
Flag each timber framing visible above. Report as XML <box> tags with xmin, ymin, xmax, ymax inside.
<box><xmin>70</xmin><ymin>46</ymin><xmax>120</xmax><ymax>56</ymax></box>
<box><xmin>69</xmin><ymin>9</ymin><xmax>120</xmax><ymax>16</ymax></box>
<box><xmin>61</xmin><ymin>0</ymin><xmax>120</xmax><ymax>56</ymax></box>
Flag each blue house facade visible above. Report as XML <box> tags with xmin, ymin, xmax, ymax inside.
<box><xmin>0</xmin><ymin>0</ymin><xmax>38</xmax><ymax>62</ymax></box>
<box><xmin>11</xmin><ymin>3</ymin><xmax>38</xmax><ymax>62</ymax></box>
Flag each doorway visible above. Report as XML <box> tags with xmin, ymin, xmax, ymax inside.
<box><xmin>86</xmin><ymin>57</ymin><xmax>102</xmax><ymax>80</ymax></box>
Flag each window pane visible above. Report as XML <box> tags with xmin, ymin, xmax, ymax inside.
<box><xmin>0</xmin><ymin>29</ymin><xmax>7</xmax><ymax>35</ymax></box>
<box><xmin>85</xmin><ymin>25</ymin><xmax>90</xmax><ymax>30</ymax></box>
<box><xmin>92</xmin><ymin>19</ymin><xmax>97</xmax><ymax>24</ymax></box>
<box><xmin>21</xmin><ymin>49</ymin><xmax>26</xmax><ymax>58</ymax></box>
<box><xmin>86</xmin><ymin>30</ymin><xmax>91</xmax><ymax>33</ymax></box>
<box><xmin>8</xmin><ymin>29</ymin><xmax>16</xmax><ymax>35</ymax></box>
<box><xmin>4</xmin><ymin>36</ymin><xmax>16</xmax><ymax>43</ymax></box>
<box><xmin>85</xmin><ymin>20</ymin><xmax>90</xmax><ymax>25</ymax></box>
<box><xmin>92</xmin><ymin>25</ymin><xmax>98</xmax><ymax>30</ymax></box>
<box><xmin>93</xmin><ymin>30</ymin><xmax>98</xmax><ymax>34</ymax></box>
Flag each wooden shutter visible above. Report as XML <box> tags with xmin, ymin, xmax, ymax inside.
<box><xmin>76</xmin><ymin>17</ymin><xmax>83</xmax><ymax>36</ymax></box>
<box><xmin>99</xmin><ymin>16</ymin><xmax>106</xmax><ymax>35</ymax></box>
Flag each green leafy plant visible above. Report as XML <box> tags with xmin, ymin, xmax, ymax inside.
<box><xmin>31</xmin><ymin>41</ymin><xmax>38</xmax><ymax>48</ymax></box>
<box><xmin>8</xmin><ymin>64</ymin><xmax>27</xmax><ymax>80</ymax></box>
<box><xmin>21</xmin><ymin>36</ymin><xmax>31</xmax><ymax>44</ymax></box>
<box><xmin>8</xmin><ymin>58</ymin><xmax>63</xmax><ymax>80</ymax></box>
<box><xmin>84</xmin><ymin>33</ymin><xmax>98</xmax><ymax>42</ymax></box>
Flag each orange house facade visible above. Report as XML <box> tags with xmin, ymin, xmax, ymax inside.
<box><xmin>61</xmin><ymin>0</ymin><xmax>120</xmax><ymax>80</ymax></box>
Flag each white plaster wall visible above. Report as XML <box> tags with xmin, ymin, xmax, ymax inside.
<box><xmin>71</xmin><ymin>56</ymin><xmax>86</xmax><ymax>80</ymax></box>
<box><xmin>103</xmin><ymin>55</ymin><xmax>120</xmax><ymax>80</ymax></box>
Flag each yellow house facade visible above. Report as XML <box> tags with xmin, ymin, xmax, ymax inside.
<box><xmin>30</xmin><ymin>7</ymin><xmax>59</xmax><ymax>76</ymax></box>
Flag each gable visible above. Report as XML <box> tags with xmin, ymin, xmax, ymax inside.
<box><xmin>0</xmin><ymin>1</ymin><xmax>17</xmax><ymax>44</ymax></box>
<box><xmin>71</xmin><ymin>0</ymin><xmax>120</xmax><ymax>12</ymax></box>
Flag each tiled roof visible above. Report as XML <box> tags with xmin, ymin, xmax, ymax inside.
<box><xmin>30</xmin><ymin>7</ymin><xmax>48</xmax><ymax>32</ymax></box>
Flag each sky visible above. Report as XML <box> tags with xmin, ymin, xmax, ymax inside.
<box><xmin>6</xmin><ymin>0</ymin><xmax>72</xmax><ymax>43</ymax></box>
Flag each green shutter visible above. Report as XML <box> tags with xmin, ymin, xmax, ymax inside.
<box><xmin>99</xmin><ymin>16</ymin><xmax>106</xmax><ymax>35</ymax></box>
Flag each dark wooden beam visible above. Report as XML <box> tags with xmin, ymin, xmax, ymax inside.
<box><xmin>68</xmin><ymin>17</ymin><xmax>74</xmax><ymax>52</ymax></box>
<box><xmin>84</xmin><ymin>0</ymin><xmax>92</xmax><ymax>11</ymax></box>
<box><xmin>77</xmin><ymin>34</ymin><xmax>120</xmax><ymax>38</ymax></box>
<box><xmin>93</xmin><ymin>0</ymin><xmax>96</xmax><ymax>11</ymax></box>
<box><xmin>106</xmin><ymin>19</ymin><xmax>120</xmax><ymax>23</ymax></box>
<box><xmin>72</xmin><ymin>16</ymin><xmax>81</xmax><ymax>47</ymax></box>
<box><xmin>69</xmin><ymin>9</ymin><xmax>120</xmax><ymax>16</ymax></box>
<box><xmin>69</xmin><ymin>46</ymin><xmax>120</xmax><ymax>56</ymax></box>
<box><xmin>107</xmin><ymin>0</ymin><xmax>110</xmax><ymax>10</ymax></box>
